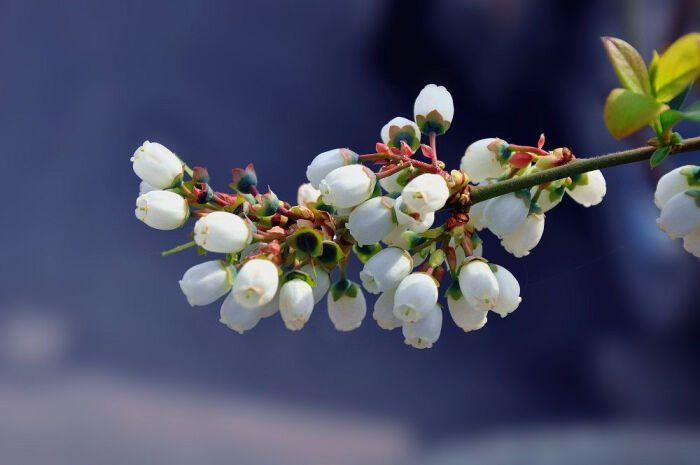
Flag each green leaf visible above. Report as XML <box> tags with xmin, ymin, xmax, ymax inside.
<box><xmin>604</xmin><ymin>88</ymin><xmax>669</xmax><ymax>138</ymax></box>
<box><xmin>680</xmin><ymin>100</ymin><xmax>700</xmax><ymax>122</ymax></box>
<box><xmin>650</xmin><ymin>145</ymin><xmax>672</xmax><ymax>168</ymax></box>
<box><xmin>654</xmin><ymin>33</ymin><xmax>700</xmax><ymax>102</ymax></box>
<box><xmin>602</xmin><ymin>36</ymin><xmax>651</xmax><ymax>95</ymax></box>
<box><xmin>660</xmin><ymin>100</ymin><xmax>700</xmax><ymax>132</ymax></box>
<box><xmin>648</xmin><ymin>50</ymin><xmax>660</xmax><ymax>90</ymax></box>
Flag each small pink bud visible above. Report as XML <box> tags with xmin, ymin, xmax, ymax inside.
<box><xmin>400</xmin><ymin>140</ymin><xmax>413</xmax><ymax>156</ymax></box>
<box><xmin>509</xmin><ymin>152</ymin><xmax>534</xmax><ymax>168</ymax></box>
<box><xmin>376</xmin><ymin>142</ymin><xmax>391</xmax><ymax>154</ymax></box>
<box><xmin>421</xmin><ymin>143</ymin><xmax>434</xmax><ymax>159</ymax></box>
<box><xmin>537</xmin><ymin>133</ymin><xmax>546</xmax><ymax>149</ymax></box>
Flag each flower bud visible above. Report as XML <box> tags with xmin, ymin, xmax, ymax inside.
<box><xmin>135</xmin><ymin>190</ymin><xmax>189</xmax><ymax>230</ymax></box>
<box><xmin>231</xmin><ymin>164</ymin><xmax>258</xmax><ymax>195</ymax></box>
<box><xmin>179</xmin><ymin>260</ymin><xmax>235</xmax><ymax>307</ymax></box>
<box><xmin>458</xmin><ymin>259</ymin><xmax>499</xmax><ymax>311</ymax></box>
<box><xmin>347</xmin><ymin>196</ymin><xmax>397</xmax><ymax>246</ymax></box>
<box><xmin>413</xmin><ymin>84</ymin><xmax>454</xmax><ymax>135</ymax></box>
<box><xmin>219</xmin><ymin>292</ymin><xmax>262</xmax><ymax>334</ymax></box>
<box><xmin>657</xmin><ymin>190</ymin><xmax>700</xmax><ymax>239</ymax></box>
<box><xmin>373</xmin><ymin>289</ymin><xmax>403</xmax><ymax>330</ymax></box>
<box><xmin>482</xmin><ymin>190</ymin><xmax>531</xmax><ymax>238</ymax></box>
<box><xmin>401</xmin><ymin>173</ymin><xmax>449</xmax><ymax>214</ymax></box>
<box><xmin>402</xmin><ymin>304</ymin><xmax>442</xmax><ymax>349</ymax></box>
<box><xmin>654</xmin><ymin>165</ymin><xmax>700</xmax><ymax>208</ymax></box>
<box><xmin>306</xmin><ymin>148</ymin><xmax>359</xmax><ymax>188</ymax></box>
<box><xmin>393</xmin><ymin>273</ymin><xmax>439</xmax><ymax>323</ymax></box>
<box><xmin>446</xmin><ymin>283</ymin><xmax>487</xmax><ymax>332</ymax></box>
<box><xmin>490</xmin><ymin>264</ymin><xmax>521</xmax><ymax>317</ymax></box>
<box><xmin>360</xmin><ymin>247</ymin><xmax>413</xmax><ymax>294</ymax></box>
<box><xmin>394</xmin><ymin>195</ymin><xmax>434</xmax><ymax>233</ymax></box>
<box><xmin>381</xmin><ymin>116</ymin><xmax>422</xmax><ymax>152</ymax></box>
<box><xmin>327</xmin><ymin>280</ymin><xmax>367</xmax><ymax>331</ymax></box>
<box><xmin>319</xmin><ymin>164</ymin><xmax>376</xmax><ymax>209</ymax></box>
<box><xmin>500</xmin><ymin>213</ymin><xmax>545</xmax><ymax>257</ymax></box>
<box><xmin>566</xmin><ymin>170</ymin><xmax>606</xmax><ymax>207</ymax></box>
<box><xmin>131</xmin><ymin>141</ymin><xmax>184</xmax><ymax>189</ymax></box>
<box><xmin>231</xmin><ymin>259</ymin><xmax>279</xmax><ymax>308</ymax></box>
<box><xmin>297</xmin><ymin>183</ymin><xmax>321</xmax><ymax>206</ymax></box>
<box><xmin>193</xmin><ymin>211</ymin><xmax>252</xmax><ymax>253</ymax></box>
<box><xmin>460</xmin><ymin>138</ymin><xmax>509</xmax><ymax>183</ymax></box>
<box><xmin>279</xmin><ymin>279</ymin><xmax>315</xmax><ymax>330</ymax></box>
<box><xmin>683</xmin><ymin>228</ymin><xmax>700</xmax><ymax>257</ymax></box>
<box><xmin>300</xmin><ymin>264</ymin><xmax>330</xmax><ymax>304</ymax></box>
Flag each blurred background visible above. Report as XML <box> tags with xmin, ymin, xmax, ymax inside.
<box><xmin>1</xmin><ymin>0</ymin><xmax>699</xmax><ymax>464</ymax></box>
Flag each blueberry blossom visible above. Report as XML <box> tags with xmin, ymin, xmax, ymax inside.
<box><xmin>657</xmin><ymin>190</ymin><xmax>700</xmax><ymax>239</ymax></box>
<box><xmin>297</xmin><ymin>183</ymin><xmax>321</xmax><ymax>206</ymax></box>
<box><xmin>566</xmin><ymin>170</ymin><xmax>607</xmax><ymax>207</ymax></box>
<box><xmin>393</xmin><ymin>273</ymin><xmax>439</xmax><ymax>323</ymax></box>
<box><xmin>360</xmin><ymin>247</ymin><xmax>413</xmax><ymax>294</ymax></box>
<box><xmin>193</xmin><ymin>211</ymin><xmax>252</xmax><ymax>254</ymax></box>
<box><xmin>179</xmin><ymin>260</ymin><xmax>235</xmax><ymax>307</ymax></box>
<box><xmin>319</xmin><ymin>164</ymin><xmax>376</xmax><ymax>209</ymax></box>
<box><xmin>381</xmin><ymin>116</ymin><xmax>422</xmax><ymax>153</ymax></box>
<box><xmin>401</xmin><ymin>173</ymin><xmax>449</xmax><ymax>214</ymax></box>
<box><xmin>327</xmin><ymin>280</ymin><xmax>367</xmax><ymax>331</ymax></box>
<box><xmin>460</xmin><ymin>138</ymin><xmax>509</xmax><ymax>183</ymax></box>
<box><xmin>654</xmin><ymin>165</ymin><xmax>699</xmax><ymax>208</ymax></box>
<box><xmin>279</xmin><ymin>278</ymin><xmax>315</xmax><ymax>331</ymax></box>
<box><xmin>413</xmin><ymin>84</ymin><xmax>454</xmax><ymax>135</ymax></box>
<box><xmin>394</xmin><ymin>195</ymin><xmax>434</xmax><ymax>233</ymax></box>
<box><xmin>135</xmin><ymin>190</ymin><xmax>189</xmax><ymax>230</ymax></box>
<box><xmin>490</xmin><ymin>264</ymin><xmax>522</xmax><ymax>317</ymax></box>
<box><xmin>300</xmin><ymin>264</ymin><xmax>330</xmax><ymax>304</ymax></box>
<box><xmin>482</xmin><ymin>190</ymin><xmax>531</xmax><ymax>238</ymax></box>
<box><xmin>373</xmin><ymin>289</ymin><xmax>403</xmax><ymax>330</ymax></box>
<box><xmin>131</xmin><ymin>141</ymin><xmax>184</xmax><ymax>189</ymax></box>
<box><xmin>446</xmin><ymin>283</ymin><xmax>488</xmax><ymax>332</ymax></box>
<box><xmin>231</xmin><ymin>259</ymin><xmax>279</xmax><ymax>309</ymax></box>
<box><xmin>402</xmin><ymin>304</ymin><xmax>443</xmax><ymax>349</ymax></box>
<box><xmin>458</xmin><ymin>259</ymin><xmax>500</xmax><ymax>311</ymax></box>
<box><xmin>219</xmin><ymin>292</ymin><xmax>262</xmax><ymax>334</ymax></box>
<box><xmin>500</xmin><ymin>213</ymin><xmax>545</xmax><ymax>258</ymax></box>
<box><xmin>347</xmin><ymin>196</ymin><xmax>397</xmax><ymax>246</ymax></box>
<box><xmin>306</xmin><ymin>148</ymin><xmax>359</xmax><ymax>188</ymax></box>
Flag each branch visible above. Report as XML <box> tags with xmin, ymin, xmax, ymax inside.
<box><xmin>468</xmin><ymin>136</ymin><xmax>700</xmax><ymax>205</ymax></box>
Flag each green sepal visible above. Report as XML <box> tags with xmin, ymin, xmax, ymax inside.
<box><xmin>387</xmin><ymin>124</ymin><xmax>421</xmax><ymax>152</ymax></box>
<box><xmin>225</xmin><ymin>253</ymin><xmax>239</xmax><ymax>265</ymax></box>
<box><xmin>230</xmin><ymin>164</ymin><xmax>258</xmax><ymax>194</ymax></box>
<box><xmin>514</xmin><ymin>188</ymin><xmax>532</xmax><ymax>206</ymax></box>
<box><xmin>428</xmin><ymin>249</ymin><xmax>446</xmax><ymax>268</ymax></box>
<box><xmin>196</xmin><ymin>246</ymin><xmax>207</xmax><ymax>256</ymax></box>
<box><xmin>352</xmin><ymin>243</ymin><xmax>382</xmax><ymax>263</ymax></box>
<box><xmin>487</xmin><ymin>263</ymin><xmax>498</xmax><ymax>273</ymax></box>
<box><xmin>685</xmin><ymin>189</ymin><xmax>700</xmax><ymax>203</ymax></box>
<box><xmin>529</xmin><ymin>201</ymin><xmax>543</xmax><ymax>215</ymax></box>
<box><xmin>221</xmin><ymin>194</ymin><xmax>246</xmax><ymax>213</ymax></box>
<box><xmin>680</xmin><ymin>165</ymin><xmax>700</xmax><ymax>187</ymax></box>
<box><xmin>420</xmin><ymin>226</ymin><xmax>446</xmax><ymax>239</ymax></box>
<box><xmin>445</xmin><ymin>281</ymin><xmax>463</xmax><ymax>301</ymax></box>
<box><xmin>281</xmin><ymin>270</ymin><xmax>316</xmax><ymax>287</ymax></box>
<box><xmin>318</xmin><ymin>240</ymin><xmax>344</xmax><ymax>271</ymax></box>
<box><xmin>386</xmin><ymin>191</ymin><xmax>402</xmax><ymax>200</ymax></box>
<box><xmin>329</xmin><ymin>279</ymin><xmax>359</xmax><ymax>302</ymax></box>
<box><xmin>370</xmin><ymin>180</ymin><xmax>383</xmax><ymax>199</ymax></box>
<box><xmin>312</xmin><ymin>201</ymin><xmax>336</xmax><ymax>215</ymax></box>
<box><xmin>252</xmin><ymin>189</ymin><xmax>280</xmax><ymax>217</ymax></box>
<box><xmin>568</xmin><ymin>172</ymin><xmax>588</xmax><ymax>189</ymax></box>
<box><xmin>287</xmin><ymin>228</ymin><xmax>324</xmax><ymax>259</ymax></box>
<box><xmin>415</xmin><ymin>109</ymin><xmax>451</xmax><ymax>136</ymax></box>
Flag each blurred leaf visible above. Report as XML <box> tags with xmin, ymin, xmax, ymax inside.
<box><xmin>654</xmin><ymin>33</ymin><xmax>700</xmax><ymax>102</ymax></box>
<box><xmin>650</xmin><ymin>145</ymin><xmax>671</xmax><ymax>168</ymax></box>
<box><xmin>602</xmin><ymin>36</ymin><xmax>651</xmax><ymax>95</ymax></box>
<box><xmin>660</xmin><ymin>100</ymin><xmax>700</xmax><ymax>132</ymax></box>
<box><xmin>604</xmin><ymin>88</ymin><xmax>669</xmax><ymax>138</ymax></box>
<box><xmin>648</xmin><ymin>50</ymin><xmax>660</xmax><ymax>89</ymax></box>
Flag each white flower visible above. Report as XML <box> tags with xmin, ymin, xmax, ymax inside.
<box><xmin>193</xmin><ymin>211</ymin><xmax>252</xmax><ymax>253</ymax></box>
<box><xmin>306</xmin><ymin>148</ymin><xmax>359</xmax><ymax>188</ymax></box>
<box><xmin>179</xmin><ymin>260</ymin><xmax>235</xmax><ymax>307</ymax></box>
<box><xmin>131</xmin><ymin>141</ymin><xmax>184</xmax><ymax>189</ymax></box>
<box><xmin>460</xmin><ymin>138</ymin><xmax>508</xmax><ymax>183</ymax></box>
<box><xmin>327</xmin><ymin>280</ymin><xmax>367</xmax><ymax>331</ymax></box>
<box><xmin>657</xmin><ymin>190</ymin><xmax>700</xmax><ymax>239</ymax></box>
<box><xmin>402</xmin><ymin>304</ymin><xmax>442</xmax><ymax>349</ymax></box>
<box><xmin>491</xmin><ymin>265</ymin><xmax>521</xmax><ymax>317</ymax></box>
<box><xmin>533</xmin><ymin>184</ymin><xmax>565</xmax><ymax>212</ymax></box>
<box><xmin>319</xmin><ymin>164</ymin><xmax>376</xmax><ymax>209</ymax></box>
<box><xmin>300</xmin><ymin>264</ymin><xmax>330</xmax><ymax>304</ymax></box>
<box><xmin>401</xmin><ymin>173</ymin><xmax>449</xmax><ymax>214</ymax></box>
<box><xmin>297</xmin><ymin>183</ymin><xmax>321</xmax><ymax>206</ymax></box>
<box><xmin>447</xmin><ymin>289</ymin><xmax>487</xmax><ymax>332</ymax></box>
<box><xmin>373</xmin><ymin>289</ymin><xmax>403</xmax><ymax>330</ymax></box>
<box><xmin>139</xmin><ymin>181</ymin><xmax>157</xmax><ymax>195</ymax></box>
<box><xmin>279</xmin><ymin>279</ymin><xmax>315</xmax><ymax>331</ymax></box>
<box><xmin>258</xmin><ymin>290</ymin><xmax>280</xmax><ymax>318</ymax></box>
<box><xmin>135</xmin><ymin>190</ymin><xmax>189</xmax><ymax>230</ymax></box>
<box><xmin>231</xmin><ymin>259</ymin><xmax>279</xmax><ymax>309</ymax></box>
<box><xmin>413</xmin><ymin>84</ymin><xmax>454</xmax><ymax>135</ymax></box>
<box><xmin>566</xmin><ymin>169</ymin><xmax>606</xmax><ymax>207</ymax></box>
<box><xmin>501</xmin><ymin>213</ymin><xmax>545</xmax><ymax>257</ymax></box>
<box><xmin>482</xmin><ymin>191</ymin><xmax>531</xmax><ymax>238</ymax></box>
<box><xmin>380</xmin><ymin>116</ymin><xmax>421</xmax><ymax>152</ymax></box>
<box><xmin>379</xmin><ymin>170</ymin><xmax>407</xmax><ymax>193</ymax></box>
<box><xmin>467</xmin><ymin>198</ymin><xmax>488</xmax><ymax>231</ymax></box>
<box><xmin>360</xmin><ymin>247</ymin><xmax>413</xmax><ymax>294</ymax></box>
<box><xmin>448</xmin><ymin>236</ymin><xmax>483</xmax><ymax>266</ymax></box>
<box><xmin>347</xmin><ymin>196</ymin><xmax>396</xmax><ymax>245</ymax></box>
<box><xmin>394</xmin><ymin>196</ymin><xmax>434</xmax><ymax>233</ymax></box>
<box><xmin>382</xmin><ymin>226</ymin><xmax>430</xmax><ymax>265</ymax></box>
<box><xmin>683</xmin><ymin>228</ymin><xmax>700</xmax><ymax>257</ymax></box>
<box><xmin>219</xmin><ymin>292</ymin><xmax>262</xmax><ymax>334</ymax></box>
<box><xmin>654</xmin><ymin>165</ymin><xmax>699</xmax><ymax>208</ymax></box>
<box><xmin>458</xmin><ymin>260</ymin><xmax>499</xmax><ymax>311</ymax></box>
<box><xmin>393</xmin><ymin>273</ymin><xmax>439</xmax><ymax>323</ymax></box>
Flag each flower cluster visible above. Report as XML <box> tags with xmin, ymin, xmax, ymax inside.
<box><xmin>132</xmin><ymin>84</ymin><xmax>610</xmax><ymax>349</ymax></box>
<box><xmin>654</xmin><ymin>165</ymin><xmax>700</xmax><ymax>257</ymax></box>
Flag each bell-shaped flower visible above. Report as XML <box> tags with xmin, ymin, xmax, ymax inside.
<box><xmin>379</xmin><ymin>169</ymin><xmax>408</xmax><ymax>193</ymax></box>
<box><xmin>193</xmin><ymin>211</ymin><xmax>252</xmax><ymax>253</ymax></box>
<box><xmin>319</xmin><ymin>164</ymin><xmax>376</xmax><ymax>209</ymax></box>
<box><xmin>360</xmin><ymin>247</ymin><xmax>413</xmax><ymax>294</ymax></box>
<box><xmin>297</xmin><ymin>183</ymin><xmax>321</xmax><ymax>206</ymax></box>
<box><xmin>566</xmin><ymin>169</ymin><xmax>606</xmax><ymax>207</ymax></box>
<box><xmin>279</xmin><ymin>278</ymin><xmax>315</xmax><ymax>331</ymax></box>
<box><xmin>373</xmin><ymin>289</ymin><xmax>403</xmax><ymax>330</ymax></box>
<box><xmin>448</xmin><ymin>235</ymin><xmax>483</xmax><ymax>267</ymax></box>
<box><xmin>500</xmin><ymin>213</ymin><xmax>545</xmax><ymax>257</ymax></box>
<box><xmin>231</xmin><ymin>259</ymin><xmax>279</xmax><ymax>309</ymax></box>
<box><xmin>413</xmin><ymin>84</ymin><xmax>454</xmax><ymax>135</ymax></box>
<box><xmin>393</xmin><ymin>273</ymin><xmax>439</xmax><ymax>323</ymax></box>
<box><xmin>347</xmin><ymin>196</ymin><xmax>397</xmax><ymax>246</ymax></box>
<box><xmin>533</xmin><ymin>184</ymin><xmax>565</xmax><ymax>213</ymax></box>
<box><xmin>179</xmin><ymin>260</ymin><xmax>235</xmax><ymax>307</ymax></box>
<box><xmin>219</xmin><ymin>292</ymin><xmax>263</xmax><ymax>334</ymax></box>
<box><xmin>135</xmin><ymin>190</ymin><xmax>189</xmax><ymax>230</ymax></box>
<box><xmin>402</xmin><ymin>304</ymin><xmax>443</xmax><ymax>349</ymax></box>
<box><xmin>657</xmin><ymin>190</ymin><xmax>700</xmax><ymax>239</ymax></box>
<box><xmin>401</xmin><ymin>173</ymin><xmax>449</xmax><ymax>214</ymax></box>
<box><xmin>491</xmin><ymin>264</ymin><xmax>522</xmax><ymax>317</ymax></box>
<box><xmin>382</xmin><ymin>226</ymin><xmax>430</xmax><ymax>265</ymax></box>
<box><xmin>460</xmin><ymin>138</ymin><xmax>509</xmax><ymax>183</ymax></box>
<box><xmin>300</xmin><ymin>264</ymin><xmax>330</xmax><ymax>304</ymax></box>
<box><xmin>258</xmin><ymin>290</ymin><xmax>280</xmax><ymax>318</ymax></box>
<box><xmin>482</xmin><ymin>190</ymin><xmax>531</xmax><ymax>238</ymax></box>
<box><xmin>394</xmin><ymin>195</ymin><xmax>434</xmax><ymax>233</ymax></box>
<box><xmin>458</xmin><ymin>259</ymin><xmax>499</xmax><ymax>311</ymax></box>
<box><xmin>654</xmin><ymin>165</ymin><xmax>699</xmax><ymax>208</ymax></box>
<box><xmin>446</xmin><ymin>283</ymin><xmax>487</xmax><ymax>332</ymax></box>
<box><xmin>327</xmin><ymin>280</ymin><xmax>367</xmax><ymax>331</ymax></box>
<box><xmin>306</xmin><ymin>148</ymin><xmax>359</xmax><ymax>188</ymax></box>
<box><xmin>467</xmin><ymin>198</ymin><xmax>488</xmax><ymax>231</ymax></box>
<box><xmin>381</xmin><ymin>116</ymin><xmax>422</xmax><ymax>153</ymax></box>
<box><xmin>131</xmin><ymin>141</ymin><xmax>184</xmax><ymax>189</ymax></box>
<box><xmin>683</xmin><ymin>228</ymin><xmax>700</xmax><ymax>257</ymax></box>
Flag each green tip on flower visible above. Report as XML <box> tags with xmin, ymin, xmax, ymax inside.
<box><xmin>288</xmin><ymin>227</ymin><xmax>324</xmax><ymax>258</ymax></box>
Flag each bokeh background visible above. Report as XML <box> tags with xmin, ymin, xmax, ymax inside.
<box><xmin>1</xmin><ymin>1</ymin><xmax>699</xmax><ymax>464</ymax></box>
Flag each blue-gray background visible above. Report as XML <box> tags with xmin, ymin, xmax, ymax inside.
<box><xmin>1</xmin><ymin>1</ymin><xmax>699</xmax><ymax>464</ymax></box>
